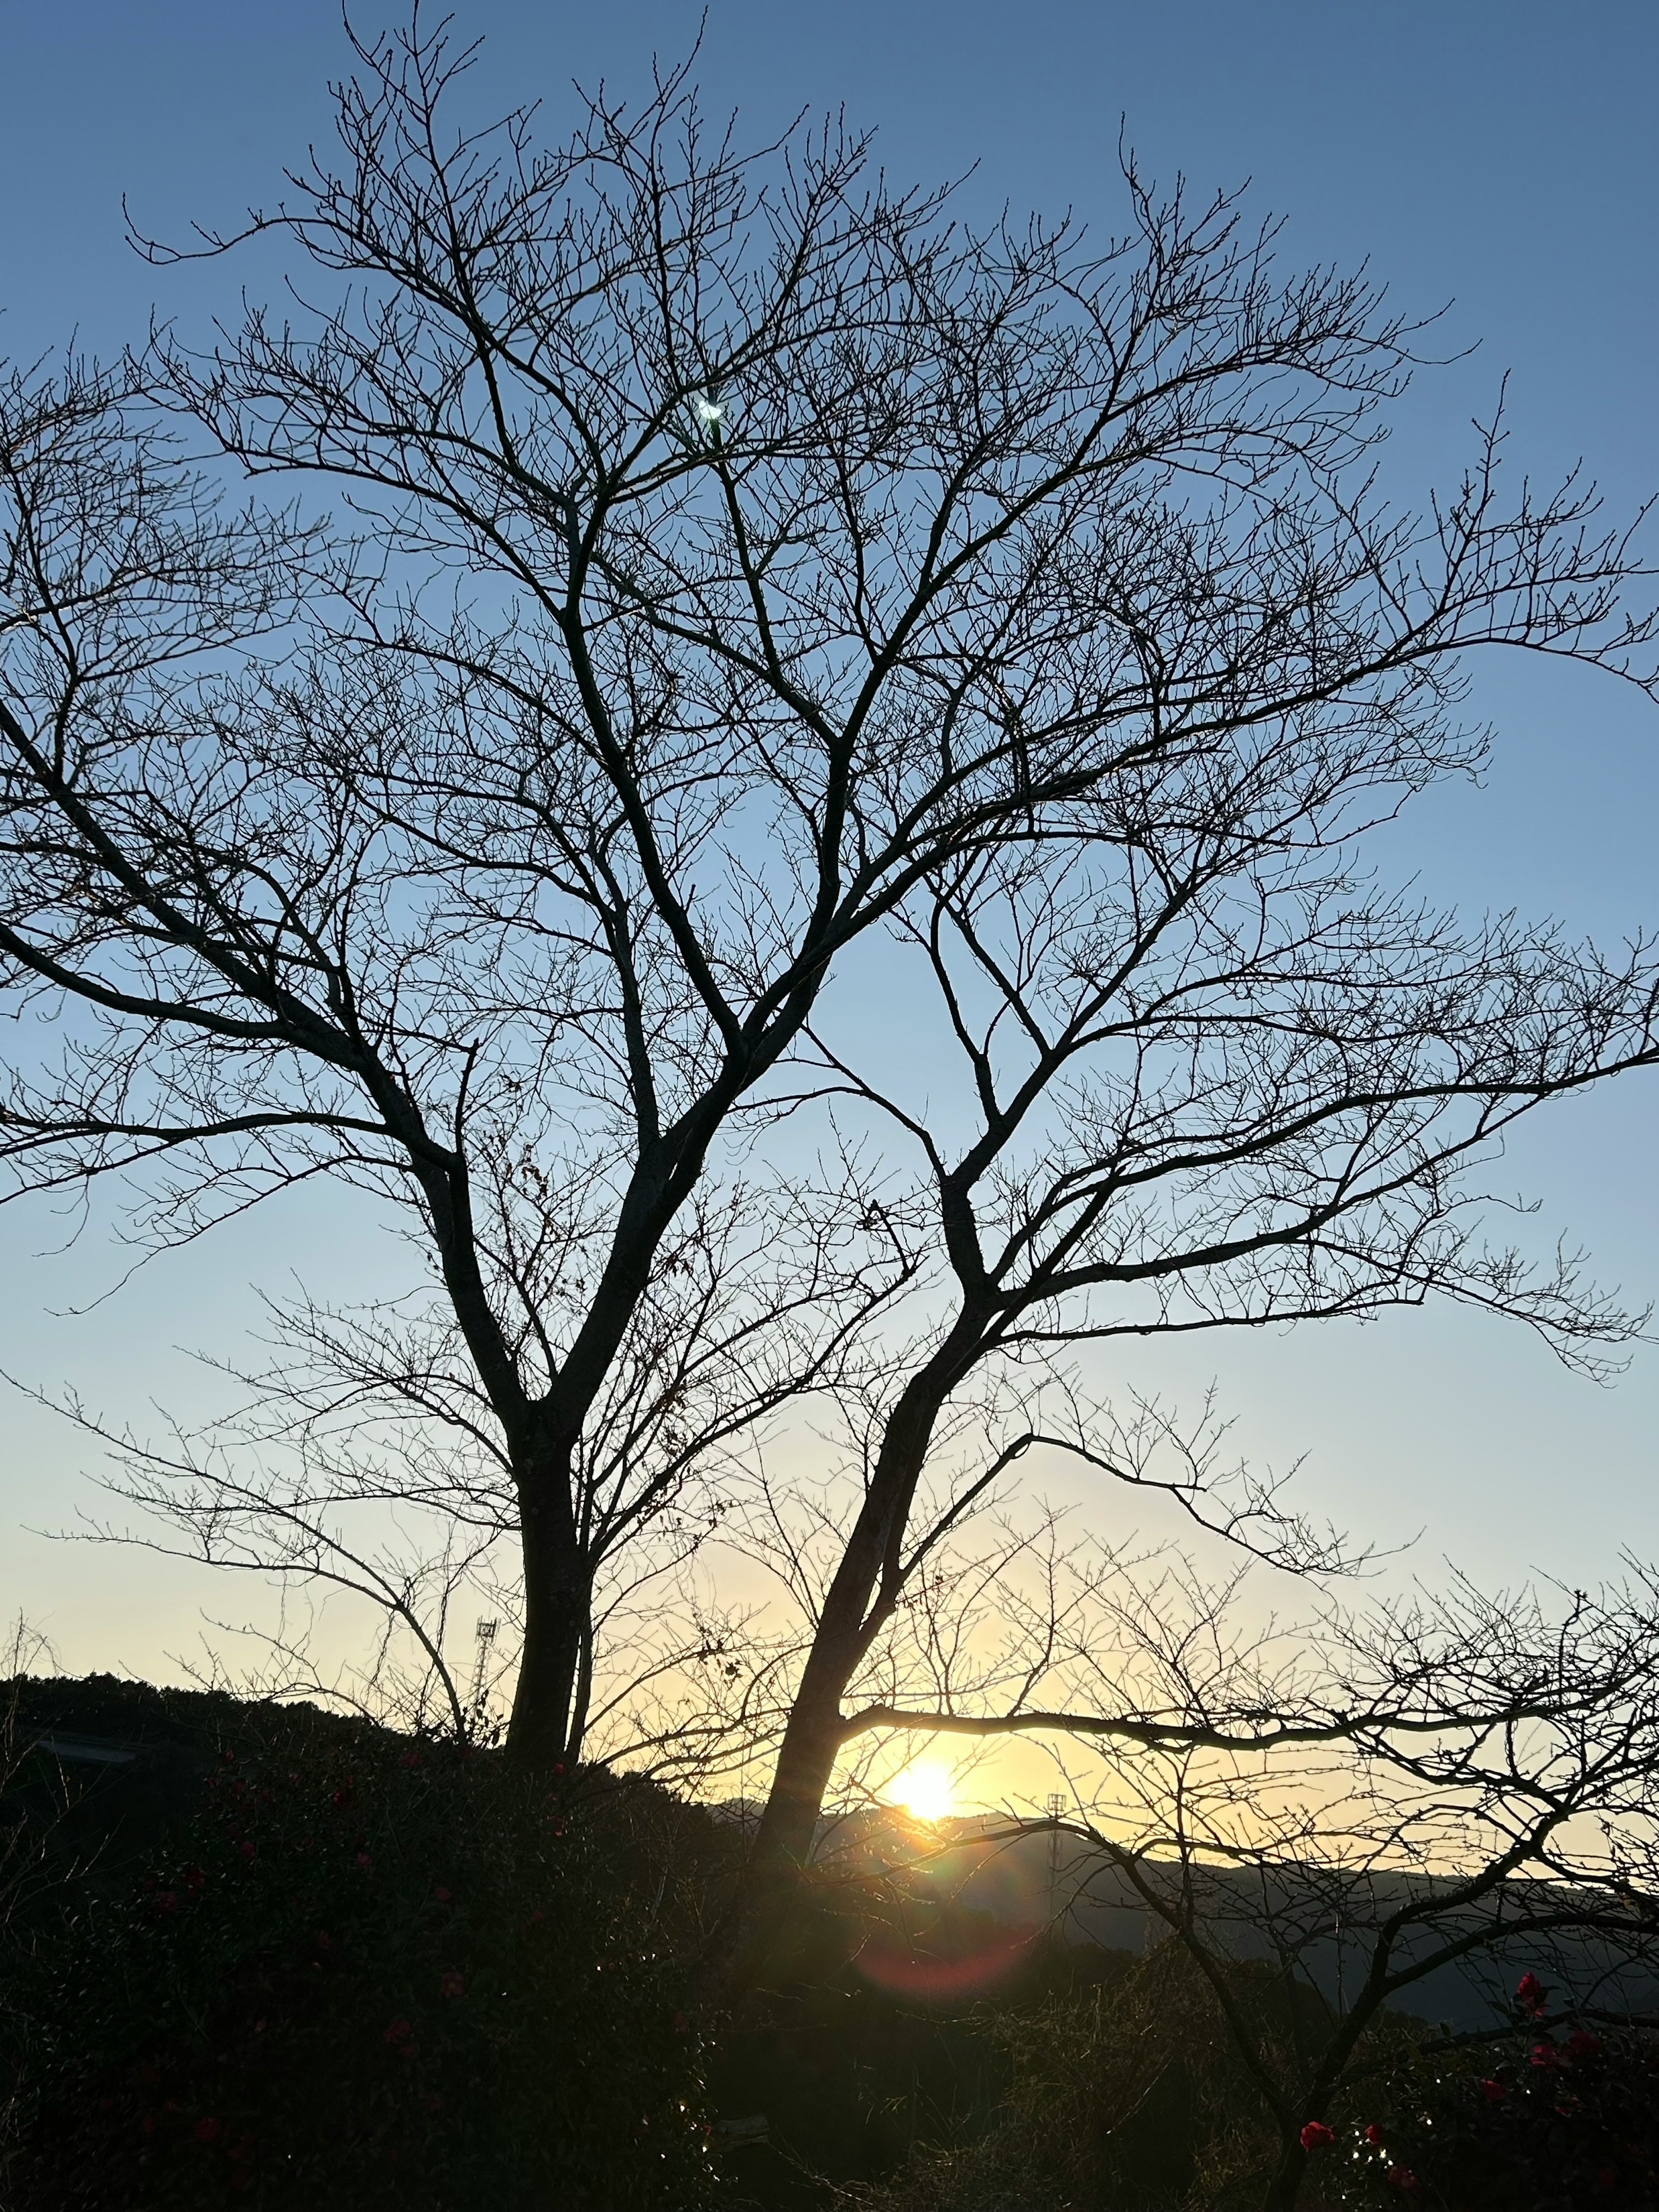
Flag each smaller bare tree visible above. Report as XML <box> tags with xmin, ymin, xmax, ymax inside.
<box><xmin>904</xmin><ymin>1563</ymin><xmax>1659</xmax><ymax>2212</ymax></box>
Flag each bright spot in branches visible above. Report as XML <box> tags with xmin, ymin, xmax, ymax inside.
<box><xmin>692</xmin><ymin>393</ymin><xmax>724</xmax><ymax>427</ymax></box>
<box><xmin>890</xmin><ymin>1763</ymin><xmax>953</xmax><ymax>1823</ymax></box>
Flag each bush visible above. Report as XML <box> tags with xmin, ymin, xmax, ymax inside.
<box><xmin>857</xmin><ymin>1939</ymin><xmax>1333</xmax><ymax>2212</ymax></box>
<box><xmin>1319</xmin><ymin>2004</ymin><xmax>1659</xmax><ymax>2210</ymax></box>
<box><xmin>0</xmin><ymin>1680</ymin><xmax>721</xmax><ymax>2212</ymax></box>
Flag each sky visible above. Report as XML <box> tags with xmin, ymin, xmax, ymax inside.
<box><xmin>1</xmin><ymin>0</ymin><xmax>1656</xmax><ymax>1692</ymax></box>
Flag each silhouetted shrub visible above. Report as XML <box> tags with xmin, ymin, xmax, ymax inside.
<box><xmin>0</xmin><ymin>1679</ymin><xmax>720</xmax><ymax>2212</ymax></box>
<box><xmin>1321</xmin><ymin>1999</ymin><xmax>1659</xmax><ymax>2210</ymax></box>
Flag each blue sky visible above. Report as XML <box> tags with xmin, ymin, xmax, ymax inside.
<box><xmin>2</xmin><ymin>1</ymin><xmax>1656</xmax><ymax>1671</ymax></box>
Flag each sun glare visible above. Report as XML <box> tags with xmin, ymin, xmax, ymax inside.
<box><xmin>890</xmin><ymin>1763</ymin><xmax>953</xmax><ymax>1823</ymax></box>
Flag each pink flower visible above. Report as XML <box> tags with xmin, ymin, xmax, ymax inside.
<box><xmin>354</xmin><ymin>1850</ymin><xmax>373</xmax><ymax>1870</ymax></box>
<box><xmin>1299</xmin><ymin>2121</ymin><xmax>1335</xmax><ymax>2151</ymax></box>
<box><xmin>193</xmin><ymin>2117</ymin><xmax>221</xmax><ymax>2143</ymax></box>
<box><xmin>1478</xmin><ymin>2076</ymin><xmax>1508</xmax><ymax>2102</ymax></box>
<box><xmin>1365</xmin><ymin>2122</ymin><xmax>1386</xmax><ymax>2143</ymax></box>
<box><xmin>1530</xmin><ymin>2040</ymin><xmax>1560</xmax><ymax>2069</ymax></box>
<box><xmin>433</xmin><ymin>1885</ymin><xmax>452</xmax><ymax>1902</ymax></box>
<box><xmin>1568</xmin><ymin>2029</ymin><xmax>1602</xmax><ymax>2056</ymax></box>
<box><xmin>1516</xmin><ymin>1970</ymin><xmax>1547</xmax><ymax>2017</ymax></box>
<box><xmin>438</xmin><ymin>1970</ymin><xmax>466</xmax><ymax>1998</ymax></box>
<box><xmin>1386</xmin><ymin>2167</ymin><xmax>1420</xmax><ymax>2193</ymax></box>
<box><xmin>383</xmin><ymin>2017</ymin><xmax>413</xmax><ymax>2044</ymax></box>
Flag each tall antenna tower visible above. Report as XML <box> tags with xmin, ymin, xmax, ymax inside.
<box><xmin>1045</xmin><ymin>1792</ymin><xmax>1067</xmax><ymax>1929</ymax></box>
<box><xmin>467</xmin><ymin>1618</ymin><xmax>499</xmax><ymax>1743</ymax></box>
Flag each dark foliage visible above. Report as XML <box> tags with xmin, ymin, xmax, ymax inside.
<box><xmin>711</xmin><ymin>1885</ymin><xmax>1137</xmax><ymax>2209</ymax></box>
<box><xmin>6</xmin><ymin>1678</ymin><xmax>1656</xmax><ymax>2212</ymax></box>
<box><xmin>855</xmin><ymin>1938</ymin><xmax>1354</xmax><ymax>2212</ymax></box>
<box><xmin>0</xmin><ymin>1678</ymin><xmax>720</xmax><ymax>2212</ymax></box>
<box><xmin>1319</xmin><ymin>2008</ymin><xmax>1659</xmax><ymax>2210</ymax></box>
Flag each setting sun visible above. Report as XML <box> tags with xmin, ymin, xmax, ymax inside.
<box><xmin>890</xmin><ymin>1763</ymin><xmax>954</xmax><ymax>1823</ymax></box>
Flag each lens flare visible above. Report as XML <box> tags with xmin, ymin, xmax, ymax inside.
<box><xmin>891</xmin><ymin>1763</ymin><xmax>953</xmax><ymax>1822</ymax></box>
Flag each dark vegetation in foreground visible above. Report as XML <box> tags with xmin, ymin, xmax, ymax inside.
<box><xmin>3</xmin><ymin>1679</ymin><xmax>1655</xmax><ymax>2212</ymax></box>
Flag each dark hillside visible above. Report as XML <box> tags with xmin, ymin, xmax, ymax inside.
<box><xmin>6</xmin><ymin>1678</ymin><xmax>1656</xmax><ymax>2212</ymax></box>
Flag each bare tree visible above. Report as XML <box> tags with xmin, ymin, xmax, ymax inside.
<box><xmin>724</xmin><ymin>540</ymin><xmax>1659</xmax><ymax>1961</ymax></box>
<box><xmin>823</xmin><ymin>1557</ymin><xmax>1659</xmax><ymax>2209</ymax></box>
<box><xmin>3</xmin><ymin>14</ymin><xmax>1656</xmax><ymax>1777</ymax></box>
<box><xmin>1034</xmin><ymin>1567</ymin><xmax>1659</xmax><ymax>2210</ymax></box>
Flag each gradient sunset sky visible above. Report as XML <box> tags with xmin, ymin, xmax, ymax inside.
<box><xmin>1</xmin><ymin>0</ymin><xmax>1655</xmax><ymax>1678</ymax></box>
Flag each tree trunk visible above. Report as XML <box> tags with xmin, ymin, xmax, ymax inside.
<box><xmin>705</xmin><ymin>1367</ymin><xmax>964</xmax><ymax>2001</ymax></box>
<box><xmin>506</xmin><ymin>1466</ymin><xmax>588</xmax><ymax>1767</ymax></box>
<box><xmin>1260</xmin><ymin>2139</ymin><xmax>1307</xmax><ymax>2212</ymax></box>
<box><xmin>700</xmin><ymin>1671</ymin><xmax>849</xmax><ymax>2005</ymax></box>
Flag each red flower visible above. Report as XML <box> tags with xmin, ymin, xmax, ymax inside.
<box><xmin>1386</xmin><ymin>2168</ymin><xmax>1420</xmax><ymax>2193</ymax></box>
<box><xmin>314</xmin><ymin>1930</ymin><xmax>332</xmax><ymax>1952</ymax></box>
<box><xmin>1365</xmin><ymin>2122</ymin><xmax>1386</xmax><ymax>2143</ymax></box>
<box><xmin>383</xmin><ymin>2017</ymin><xmax>413</xmax><ymax>2044</ymax></box>
<box><xmin>237</xmin><ymin>1840</ymin><xmax>255</xmax><ymax>1861</ymax></box>
<box><xmin>438</xmin><ymin>1970</ymin><xmax>466</xmax><ymax>1998</ymax></box>
<box><xmin>1299</xmin><ymin>2121</ymin><xmax>1335</xmax><ymax>2152</ymax></box>
<box><xmin>181</xmin><ymin>1864</ymin><xmax>205</xmax><ymax>1890</ymax></box>
<box><xmin>193</xmin><ymin>2117</ymin><xmax>221</xmax><ymax>2143</ymax></box>
<box><xmin>1568</xmin><ymin>2029</ymin><xmax>1602</xmax><ymax>2056</ymax></box>
<box><xmin>433</xmin><ymin>1885</ymin><xmax>452</xmax><ymax>1902</ymax></box>
<box><xmin>1530</xmin><ymin>2041</ymin><xmax>1560</xmax><ymax>2069</ymax></box>
<box><xmin>1516</xmin><ymin>1971</ymin><xmax>1547</xmax><ymax>2017</ymax></box>
<box><xmin>1478</xmin><ymin>2076</ymin><xmax>1508</xmax><ymax>2102</ymax></box>
<box><xmin>354</xmin><ymin>1850</ymin><xmax>373</xmax><ymax>1869</ymax></box>
<box><xmin>150</xmin><ymin>1890</ymin><xmax>178</xmax><ymax>1914</ymax></box>
<box><xmin>330</xmin><ymin>1785</ymin><xmax>353</xmax><ymax>1808</ymax></box>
